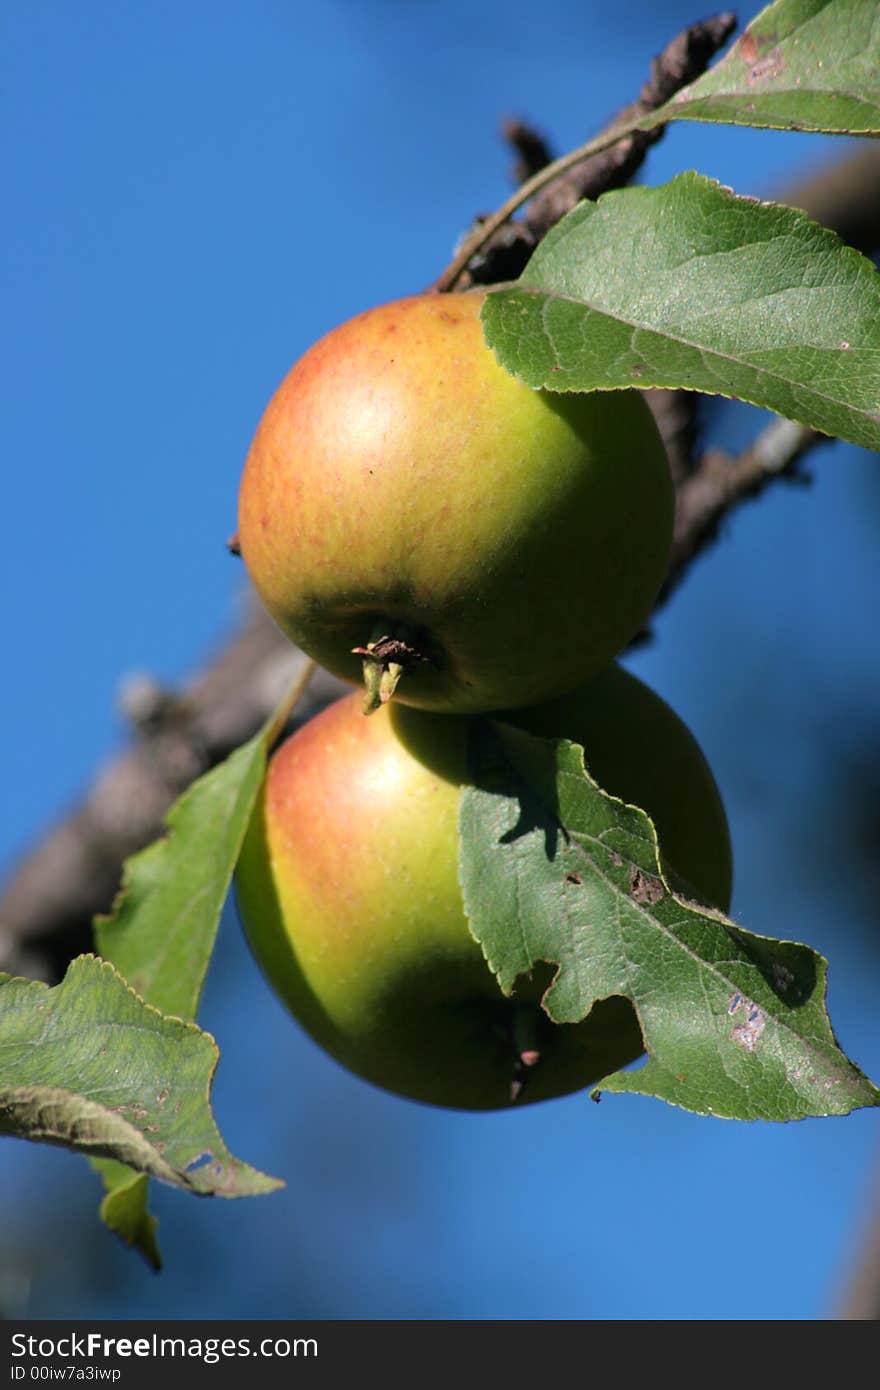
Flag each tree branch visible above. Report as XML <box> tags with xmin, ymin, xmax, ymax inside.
<box><xmin>458</xmin><ymin>13</ymin><xmax>737</xmax><ymax>288</ymax></box>
<box><xmin>0</xmin><ymin>607</ymin><xmax>345</xmax><ymax>980</ymax></box>
<box><xmin>653</xmin><ymin>141</ymin><xmax>880</xmax><ymax>600</ymax></box>
<box><xmin>501</xmin><ymin>117</ymin><xmax>554</xmax><ymax>185</ymax></box>
<box><xmin>2</xmin><ymin>83</ymin><xmax>880</xmax><ymax>985</ymax></box>
<box><xmin>835</xmin><ymin>1153</ymin><xmax>880</xmax><ymax>1319</ymax></box>
<box><xmin>660</xmin><ymin>419</ymin><xmax>823</xmax><ymax>607</ymax></box>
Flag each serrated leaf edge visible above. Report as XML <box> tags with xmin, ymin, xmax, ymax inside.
<box><xmin>482</xmin><ymin>172</ymin><xmax>880</xmax><ymax>447</ymax></box>
<box><xmin>0</xmin><ymin>955</ymin><xmax>284</xmax><ymax>1195</ymax></box>
<box><xmin>461</xmin><ymin>726</ymin><xmax>880</xmax><ymax>1121</ymax></box>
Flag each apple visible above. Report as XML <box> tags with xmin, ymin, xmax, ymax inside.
<box><xmin>238</xmin><ymin>290</ymin><xmax>673</xmax><ymax>714</ymax></box>
<box><xmin>235</xmin><ymin>664</ymin><xmax>732</xmax><ymax>1111</ymax></box>
<box><xmin>499</xmin><ymin>663</ymin><xmax>732</xmax><ymax>914</ymax></box>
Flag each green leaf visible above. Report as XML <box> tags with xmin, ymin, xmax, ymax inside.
<box><xmin>95</xmin><ymin>719</ymin><xmax>275</xmax><ymax>1021</ymax></box>
<box><xmin>482</xmin><ymin>173</ymin><xmax>880</xmax><ymax>451</ymax></box>
<box><xmin>91</xmin><ymin>1160</ymin><xmax>161</xmax><ymax>1271</ymax></box>
<box><xmin>0</xmin><ymin>956</ymin><xmax>282</xmax><ymax>1195</ymax></box>
<box><xmin>649</xmin><ymin>0</ymin><xmax>880</xmax><ymax>136</ymax></box>
<box><xmin>90</xmin><ymin>676</ymin><xmax>306</xmax><ymax>1259</ymax></box>
<box><xmin>459</xmin><ymin>722</ymin><xmax>880</xmax><ymax>1122</ymax></box>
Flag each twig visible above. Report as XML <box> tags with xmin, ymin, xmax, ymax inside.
<box><xmin>661</xmin><ymin>419</ymin><xmax>824</xmax><ymax>606</ymax></box>
<box><xmin>643</xmin><ymin>141</ymin><xmax>880</xmax><ymax>500</ymax></box>
<box><xmin>501</xmin><ymin>117</ymin><xmax>554</xmax><ymax>184</ymax></box>
<box><xmin>438</xmin><ymin>13</ymin><xmax>737</xmax><ymax>290</ymax></box>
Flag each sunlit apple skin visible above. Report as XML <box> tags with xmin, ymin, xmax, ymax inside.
<box><xmin>235</xmin><ymin>666</ymin><xmax>731</xmax><ymax>1111</ymax></box>
<box><xmin>238</xmin><ymin>290</ymin><xmax>673</xmax><ymax>714</ymax></box>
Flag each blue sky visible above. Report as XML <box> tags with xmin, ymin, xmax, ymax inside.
<box><xmin>3</xmin><ymin>0</ymin><xmax>879</xmax><ymax>1320</ymax></box>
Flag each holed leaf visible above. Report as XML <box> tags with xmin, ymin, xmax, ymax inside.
<box><xmin>92</xmin><ymin>1160</ymin><xmax>161</xmax><ymax>1271</ymax></box>
<box><xmin>0</xmin><ymin>955</ymin><xmax>282</xmax><ymax>1194</ymax></box>
<box><xmin>459</xmin><ymin>722</ymin><xmax>880</xmax><ymax>1122</ymax></box>
<box><xmin>90</xmin><ymin>670</ymin><xmax>309</xmax><ymax>1260</ymax></box>
<box><xmin>482</xmin><ymin>173</ymin><xmax>880</xmax><ymax>451</ymax></box>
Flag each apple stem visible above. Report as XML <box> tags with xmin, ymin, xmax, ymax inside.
<box><xmin>433</xmin><ymin>115</ymin><xmax>649</xmax><ymax>293</ymax></box>
<box><xmin>361</xmin><ymin>657</ymin><xmax>384</xmax><ymax>715</ymax></box>
<box><xmin>379</xmin><ymin>661</ymin><xmax>405</xmax><ymax>705</ymax></box>
<box><xmin>352</xmin><ymin>623</ymin><xmax>432</xmax><ymax>716</ymax></box>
